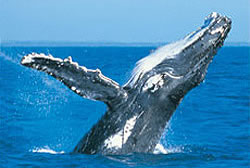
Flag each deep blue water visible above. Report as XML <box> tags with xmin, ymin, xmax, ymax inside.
<box><xmin>0</xmin><ymin>46</ymin><xmax>249</xmax><ymax>167</ymax></box>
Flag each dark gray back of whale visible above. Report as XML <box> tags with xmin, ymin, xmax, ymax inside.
<box><xmin>21</xmin><ymin>12</ymin><xmax>231</xmax><ymax>155</ymax></box>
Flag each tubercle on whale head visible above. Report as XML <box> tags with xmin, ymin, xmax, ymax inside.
<box><xmin>181</xmin><ymin>12</ymin><xmax>231</xmax><ymax>85</ymax></box>
<box><xmin>124</xmin><ymin>12</ymin><xmax>231</xmax><ymax>98</ymax></box>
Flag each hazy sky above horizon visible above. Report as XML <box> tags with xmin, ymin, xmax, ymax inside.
<box><xmin>1</xmin><ymin>0</ymin><xmax>250</xmax><ymax>43</ymax></box>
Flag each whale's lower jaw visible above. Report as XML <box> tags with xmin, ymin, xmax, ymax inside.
<box><xmin>20</xmin><ymin>12</ymin><xmax>231</xmax><ymax>155</ymax></box>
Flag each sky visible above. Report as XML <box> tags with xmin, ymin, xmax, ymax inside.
<box><xmin>0</xmin><ymin>0</ymin><xmax>250</xmax><ymax>43</ymax></box>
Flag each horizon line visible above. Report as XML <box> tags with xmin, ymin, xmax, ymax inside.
<box><xmin>1</xmin><ymin>40</ymin><xmax>250</xmax><ymax>47</ymax></box>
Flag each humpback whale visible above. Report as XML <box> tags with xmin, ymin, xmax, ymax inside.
<box><xmin>21</xmin><ymin>12</ymin><xmax>231</xmax><ymax>155</ymax></box>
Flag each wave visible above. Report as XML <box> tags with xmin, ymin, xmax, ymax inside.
<box><xmin>153</xmin><ymin>143</ymin><xmax>184</xmax><ymax>154</ymax></box>
<box><xmin>30</xmin><ymin>146</ymin><xmax>65</xmax><ymax>155</ymax></box>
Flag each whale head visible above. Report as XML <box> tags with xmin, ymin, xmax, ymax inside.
<box><xmin>125</xmin><ymin>12</ymin><xmax>231</xmax><ymax>103</ymax></box>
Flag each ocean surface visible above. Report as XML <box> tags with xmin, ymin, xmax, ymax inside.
<box><xmin>0</xmin><ymin>46</ymin><xmax>249</xmax><ymax>167</ymax></box>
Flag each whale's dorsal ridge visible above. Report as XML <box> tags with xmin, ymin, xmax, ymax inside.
<box><xmin>21</xmin><ymin>53</ymin><xmax>127</xmax><ymax>106</ymax></box>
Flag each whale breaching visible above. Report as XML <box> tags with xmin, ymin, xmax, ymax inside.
<box><xmin>21</xmin><ymin>12</ymin><xmax>231</xmax><ymax>155</ymax></box>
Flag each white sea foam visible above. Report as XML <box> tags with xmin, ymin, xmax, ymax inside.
<box><xmin>31</xmin><ymin>146</ymin><xmax>65</xmax><ymax>154</ymax></box>
<box><xmin>153</xmin><ymin>143</ymin><xmax>184</xmax><ymax>154</ymax></box>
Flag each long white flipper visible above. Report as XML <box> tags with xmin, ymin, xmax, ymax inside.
<box><xmin>21</xmin><ymin>53</ymin><xmax>126</xmax><ymax>106</ymax></box>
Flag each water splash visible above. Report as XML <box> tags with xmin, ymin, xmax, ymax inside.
<box><xmin>31</xmin><ymin>146</ymin><xmax>65</xmax><ymax>154</ymax></box>
<box><xmin>0</xmin><ymin>52</ymin><xmax>21</xmax><ymax>65</ymax></box>
<box><xmin>153</xmin><ymin>143</ymin><xmax>184</xmax><ymax>154</ymax></box>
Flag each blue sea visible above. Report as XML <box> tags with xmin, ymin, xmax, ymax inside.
<box><xmin>0</xmin><ymin>45</ymin><xmax>249</xmax><ymax>167</ymax></box>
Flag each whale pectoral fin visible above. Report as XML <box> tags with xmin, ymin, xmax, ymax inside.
<box><xmin>21</xmin><ymin>53</ymin><xmax>126</xmax><ymax>105</ymax></box>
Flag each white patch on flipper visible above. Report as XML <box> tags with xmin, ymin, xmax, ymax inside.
<box><xmin>64</xmin><ymin>56</ymin><xmax>72</xmax><ymax>62</ymax></box>
<box><xmin>21</xmin><ymin>55</ymin><xmax>34</xmax><ymax>64</ymax></box>
<box><xmin>71</xmin><ymin>86</ymin><xmax>76</xmax><ymax>91</ymax></box>
<box><xmin>21</xmin><ymin>53</ymin><xmax>63</xmax><ymax>65</ymax></box>
<box><xmin>104</xmin><ymin>115</ymin><xmax>137</xmax><ymax>149</ymax></box>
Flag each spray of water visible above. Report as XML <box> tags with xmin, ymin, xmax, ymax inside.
<box><xmin>31</xmin><ymin>146</ymin><xmax>65</xmax><ymax>154</ymax></box>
